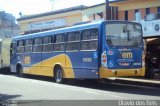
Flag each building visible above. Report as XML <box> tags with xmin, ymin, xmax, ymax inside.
<box><xmin>17</xmin><ymin>0</ymin><xmax>160</xmax><ymax>34</ymax></box>
<box><xmin>16</xmin><ymin>0</ymin><xmax>160</xmax><ymax>37</ymax></box>
<box><xmin>17</xmin><ymin>5</ymin><xmax>86</xmax><ymax>34</ymax></box>
<box><xmin>0</xmin><ymin>11</ymin><xmax>19</xmax><ymax>38</ymax></box>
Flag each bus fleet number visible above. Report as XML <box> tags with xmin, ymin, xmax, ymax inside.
<box><xmin>83</xmin><ymin>58</ymin><xmax>92</xmax><ymax>62</ymax></box>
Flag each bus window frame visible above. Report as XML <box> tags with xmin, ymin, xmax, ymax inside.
<box><xmin>17</xmin><ymin>40</ymin><xmax>25</xmax><ymax>53</ymax></box>
<box><xmin>25</xmin><ymin>39</ymin><xmax>33</xmax><ymax>53</ymax></box>
<box><xmin>42</xmin><ymin>36</ymin><xmax>53</xmax><ymax>53</ymax></box>
<box><xmin>53</xmin><ymin>33</ymin><xmax>65</xmax><ymax>52</ymax></box>
<box><xmin>80</xmin><ymin>28</ymin><xmax>99</xmax><ymax>51</ymax></box>
<box><xmin>66</xmin><ymin>31</ymin><xmax>81</xmax><ymax>52</ymax></box>
<box><xmin>33</xmin><ymin>37</ymin><xmax>43</xmax><ymax>53</ymax></box>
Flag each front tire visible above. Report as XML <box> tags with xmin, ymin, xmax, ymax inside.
<box><xmin>16</xmin><ymin>64</ymin><xmax>23</xmax><ymax>77</ymax></box>
<box><xmin>54</xmin><ymin>66</ymin><xmax>63</xmax><ymax>83</ymax></box>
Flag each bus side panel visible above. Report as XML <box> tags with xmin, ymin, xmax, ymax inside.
<box><xmin>24</xmin><ymin>53</ymin><xmax>42</xmax><ymax>75</ymax></box>
<box><xmin>23</xmin><ymin>52</ymin><xmax>69</xmax><ymax>77</ymax></box>
<box><xmin>40</xmin><ymin>52</ymin><xmax>54</xmax><ymax>76</ymax></box>
<box><xmin>66</xmin><ymin>51</ymin><xmax>99</xmax><ymax>79</ymax></box>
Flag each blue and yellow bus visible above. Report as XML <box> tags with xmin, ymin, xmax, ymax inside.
<box><xmin>10</xmin><ymin>20</ymin><xmax>145</xmax><ymax>83</ymax></box>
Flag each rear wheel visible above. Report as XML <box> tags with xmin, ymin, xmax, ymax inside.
<box><xmin>54</xmin><ymin>66</ymin><xmax>63</xmax><ymax>83</ymax></box>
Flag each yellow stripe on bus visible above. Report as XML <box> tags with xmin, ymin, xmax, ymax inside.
<box><xmin>23</xmin><ymin>54</ymin><xmax>75</xmax><ymax>78</ymax></box>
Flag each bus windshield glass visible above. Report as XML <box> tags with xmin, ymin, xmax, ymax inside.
<box><xmin>106</xmin><ymin>23</ymin><xmax>142</xmax><ymax>47</ymax></box>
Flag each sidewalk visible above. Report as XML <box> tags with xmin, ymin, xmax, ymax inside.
<box><xmin>107</xmin><ymin>75</ymin><xmax>160</xmax><ymax>88</ymax></box>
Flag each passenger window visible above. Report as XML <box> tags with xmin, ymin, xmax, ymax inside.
<box><xmin>43</xmin><ymin>36</ymin><xmax>53</xmax><ymax>52</ymax></box>
<box><xmin>43</xmin><ymin>36</ymin><xmax>52</xmax><ymax>44</ymax></box>
<box><xmin>82</xmin><ymin>30</ymin><xmax>90</xmax><ymax>40</ymax></box>
<box><xmin>67</xmin><ymin>32</ymin><xmax>80</xmax><ymax>42</ymax></box>
<box><xmin>34</xmin><ymin>38</ymin><xmax>42</xmax><ymax>44</ymax></box>
<box><xmin>25</xmin><ymin>39</ymin><xmax>33</xmax><ymax>53</ymax></box>
<box><xmin>53</xmin><ymin>34</ymin><xmax>65</xmax><ymax>51</ymax></box>
<box><xmin>17</xmin><ymin>40</ymin><xmax>24</xmax><ymax>53</ymax></box>
<box><xmin>66</xmin><ymin>31</ymin><xmax>80</xmax><ymax>51</ymax></box>
<box><xmin>18</xmin><ymin>40</ymin><xmax>24</xmax><ymax>46</ymax></box>
<box><xmin>81</xmin><ymin>28</ymin><xmax>98</xmax><ymax>50</ymax></box>
<box><xmin>33</xmin><ymin>38</ymin><xmax>42</xmax><ymax>52</ymax></box>
<box><xmin>26</xmin><ymin>39</ymin><xmax>33</xmax><ymax>46</ymax></box>
<box><xmin>91</xmin><ymin>28</ymin><xmax>98</xmax><ymax>39</ymax></box>
<box><xmin>55</xmin><ymin>34</ymin><xmax>64</xmax><ymax>43</ymax></box>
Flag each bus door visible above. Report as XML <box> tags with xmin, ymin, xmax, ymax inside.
<box><xmin>104</xmin><ymin>23</ymin><xmax>142</xmax><ymax>70</ymax></box>
<box><xmin>10</xmin><ymin>41</ymin><xmax>17</xmax><ymax>73</ymax></box>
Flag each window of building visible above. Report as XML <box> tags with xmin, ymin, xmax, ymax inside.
<box><xmin>134</xmin><ymin>9</ymin><xmax>140</xmax><ymax>21</ymax></box>
<box><xmin>146</xmin><ymin>8</ymin><xmax>150</xmax><ymax>15</ymax></box>
<box><xmin>66</xmin><ymin>31</ymin><xmax>80</xmax><ymax>51</ymax></box>
<box><xmin>135</xmin><ymin>9</ymin><xmax>139</xmax><ymax>13</ymax></box>
<box><xmin>53</xmin><ymin>34</ymin><xmax>65</xmax><ymax>51</ymax></box>
<box><xmin>43</xmin><ymin>36</ymin><xmax>53</xmax><ymax>52</ymax></box>
<box><xmin>125</xmin><ymin>10</ymin><xmax>128</xmax><ymax>20</ymax></box>
<box><xmin>25</xmin><ymin>39</ymin><xmax>33</xmax><ymax>53</ymax></box>
<box><xmin>33</xmin><ymin>38</ymin><xmax>42</xmax><ymax>52</ymax></box>
<box><xmin>81</xmin><ymin>28</ymin><xmax>98</xmax><ymax>50</ymax></box>
<box><xmin>17</xmin><ymin>40</ymin><xmax>24</xmax><ymax>53</ymax></box>
<box><xmin>158</xmin><ymin>6</ymin><xmax>160</xmax><ymax>13</ymax></box>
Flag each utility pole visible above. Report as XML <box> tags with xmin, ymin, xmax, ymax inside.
<box><xmin>105</xmin><ymin>0</ymin><xmax>111</xmax><ymax>20</ymax></box>
<box><xmin>50</xmin><ymin>0</ymin><xmax>54</xmax><ymax>11</ymax></box>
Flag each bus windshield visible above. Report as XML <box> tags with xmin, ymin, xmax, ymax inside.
<box><xmin>106</xmin><ymin>23</ymin><xmax>142</xmax><ymax>47</ymax></box>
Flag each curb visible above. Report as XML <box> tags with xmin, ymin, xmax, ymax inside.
<box><xmin>107</xmin><ymin>77</ymin><xmax>160</xmax><ymax>88</ymax></box>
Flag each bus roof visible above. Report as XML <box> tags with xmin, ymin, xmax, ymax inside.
<box><xmin>13</xmin><ymin>20</ymin><xmax>104</xmax><ymax>41</ymax></box>
<box><xmin>13</xmin><ymin>20</ymin><xmax>141</xmax><ymax>41</ymax></box>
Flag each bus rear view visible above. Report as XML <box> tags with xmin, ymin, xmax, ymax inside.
<box><xmin>100</xmin><ymin>21</ymin><xmax>145</xmax><ymax>78</ymax></box>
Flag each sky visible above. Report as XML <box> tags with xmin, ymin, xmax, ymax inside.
<box><xmin>0</xmin><ymin>0</ymin><xmax>107</xmax><ymax>19</ymax></box>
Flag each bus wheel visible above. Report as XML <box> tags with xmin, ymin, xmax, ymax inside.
<box><xmin>16</xmin><ymin>64</ymin><xmax>23</xmax><ymax>77</ymax></box>
<box><xmin>54</xmin><ymin>66</ymin><xmax>63</xmax><ymax>83</ymax></box>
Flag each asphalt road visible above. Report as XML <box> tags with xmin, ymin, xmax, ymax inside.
<box><xmin>0</xmin><ymin>74</ymin><xmax>160</xmax><ymax>106</ymax></box>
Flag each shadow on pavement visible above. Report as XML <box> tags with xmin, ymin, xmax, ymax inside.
<box><xmin>0</xmin><ymin>93</ymin><xmax>21</xmax><ymax>100</ymax></box>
